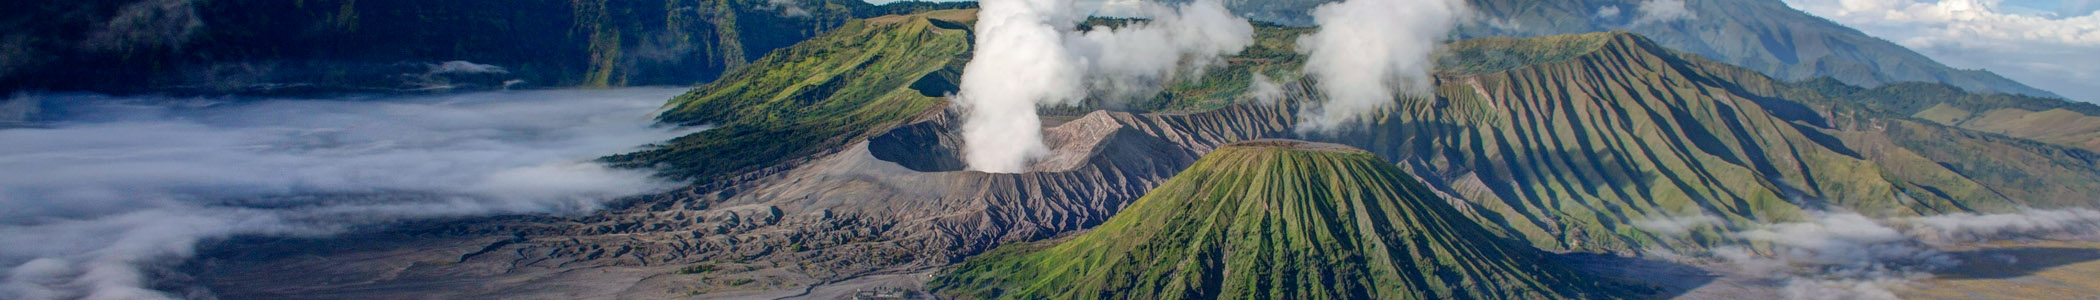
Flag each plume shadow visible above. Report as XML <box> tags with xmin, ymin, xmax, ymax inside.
<box><xmin>1557</xmin><ymin>252</ymin><xmax>1718</xmax><ymax>299</ymax></box>
<box><xmin>1934</xmin><ymin>246</ymin><xmax>2100</xmax><ymax>280</ymax></box>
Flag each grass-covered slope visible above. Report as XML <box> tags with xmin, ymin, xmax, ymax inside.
<box><xmin>1338</xmin><ymin>31</ymin><xmax>2100</xmax><ymax>252</ymax></box>
<box><xmin>1800</xmin><ymin>81</ymin><xmax>2100</xmax><ymax>153</ymax></box>
<box><xmin>602</xmin><ymin>10</ymin><xmax>974</xmax><ymax>182</ymax></box>
<box><xmin>930</xmin><ymin>140</ymin><xmax>1633</xmax><ymax>300</ymax></box>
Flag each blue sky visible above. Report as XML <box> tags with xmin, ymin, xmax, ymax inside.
<box><xmin>2000</xmin><ymin>0</ymin><xmax>2061</xmax><ymax>14</ymax></box>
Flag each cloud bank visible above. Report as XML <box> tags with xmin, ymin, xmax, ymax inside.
<box><xmin>1646</xmin><ymin>208</ymin><xmax>2100</xmax><ymax>300</ymax></box>
<box><xmin>954</xmin><ymin>0</ymin><xmax>1253</xmax><ymax>173</ymax></box>
<box><xmin>1783</xmin><ymin>0</ymin><xmax>2100</xmax><ymax>102</ymax></box>
<box><xmin>0</xmin><ymin>88</ymin><xmax>694</xmax><ymax>300</ymax></box>
<box><xmin>1292</xmin><ymin>0</ymin><xmax>1468</xmax><ymax>133</ymax></box>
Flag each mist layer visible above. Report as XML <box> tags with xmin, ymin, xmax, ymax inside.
<box><xmin>0</xmin><ymin>88</ymin><xmax>695</xmax><ymax>300</ymax></box>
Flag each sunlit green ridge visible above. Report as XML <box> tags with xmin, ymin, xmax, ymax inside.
<box><xmin>930</xmin><ymin>140</ymin><xmax>1635</xmax><ymax>299</ymax></box>
<box><xmin>603</xmin><ymin>10</ymin><xmax>975</xmax><ymax>182</ymax></box>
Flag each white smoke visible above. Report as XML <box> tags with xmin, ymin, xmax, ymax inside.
<box><xmin>1291</xmin><ymin>0</ymin><xmax>1468</xmax><ymax>134</ymax></box>
<box><xmin>0</xmin><ymin>88</ymin><xmax>696</xmax><ymax>300</ymax></box>
<box><xmin>954</xmin><ymin>0</ymin><xmax>1088</xmax><ymax>173</ymax></box>
<box><xmin>1068</xmin><ymin>0</ymin><xmax>1255</xmax><ymax>101</ymax></box>
<box><xmin>1646</xmin><ymin>208</ymin><xmax>2100</xmax><ymax>300</ymax></box>
<box><xmin>955</xmin><ymin>0</ymin><xmax>1254</xmax><ymax>173</ymax></box>
<box><xmin>1247</xmin><ymin>74</ymin><xmax>1286</xmax><ymax>105</ymax></box>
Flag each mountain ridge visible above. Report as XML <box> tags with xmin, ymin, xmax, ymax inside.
<box><xmin>0</xmin><ymin>0</ymin><xmax>973</xmax><ymax>96</ymax></box>
<box><xmin>191</xmin><ymin>12</ymin><xmax>2100</xmax><ymax>299</ymax></box>
<box><xmin>929</xmin><ymin>140</ymin><xmax>1637</xmax><ymax>299</ymax></box>
<box><xmin>1181</xmin><ymin>0</ymin><xmax>2063</xmax><ymax>99</ymax></box>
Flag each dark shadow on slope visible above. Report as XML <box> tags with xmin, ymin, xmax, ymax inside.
<box><xmin>867</xmin><ymin>119</ymin><xmax>966</xmax><ymax>172</ymax></box>
<box><xmin>1558</xmin><ymin>253</ymin><xmax>1718</xmax><ymax>299</ymax></box>
<box><xmin>908</xmin><ymin>66</ymin><xmax>960</xmax><ymax>98</ymax></box>
<box><xmin>1936</xmin><ymin>247</ymin><xmax>2100</xmax><ymax>280</ymax></box>
<box><xmin>1789</xmin><ymin>122</ymin><xmax>1860</xmax><ymax>158</ymax></box>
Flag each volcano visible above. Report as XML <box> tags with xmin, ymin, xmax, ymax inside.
<box><xmin>930</xmin><ymin>140</ymin><xmax>1635</xmax><ymax>299</ymax></box>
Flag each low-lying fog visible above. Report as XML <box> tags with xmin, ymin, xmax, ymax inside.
<box><xmin>0</xmin><ymin>88</ymin><xmax>697</xmax><ymax>300</ymax></box>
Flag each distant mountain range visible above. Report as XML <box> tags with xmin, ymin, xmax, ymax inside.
<box><xmin>0</xmin><ymin>0</ymin><xmax>967</xmax><ymax>95</ymax></box>
<box><xmin>3</xmin><ymin>0</ymin><xmax>2065</xmax><ymax>104</ymax></box>
<box><xmin>1186</xmin><ymin>0</ymin><xmax>2064</xmax><ymax>99</ymax></box>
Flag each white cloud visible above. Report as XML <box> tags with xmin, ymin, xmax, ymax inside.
<box><xmin>1784</xmin><ymin>0</ymin><xmax>2100</xmax><ymax>102</ymax></box>
<box><xmin>428</xmin><ymin>61</ymin><xmax>508</xmax><ymax>74</ymax></box>
<box><xmin>1653</xmin><ymin>208</ymin><xmax>2100</xmax><ymax>300</ymax></box>
<box><xmin>1634</xmin><ymin>0</ymin><xmax>1696</xmax><ymax>25</ymax></box>
<box><xmin>759</xmin><ymin>0</ymin><xmax>813</xmax><ymax>17</ymax></box>
<box><xmin>0</xmin><ymin>88</ymin><xmax>695</xmax><ymax>299</ymax></box>
<box><xmin>1596</xmin><ymin>5</ymin><xmax>1624</xmax><ymax>19</ymax></box>
<box><xmin>1247</xmin><ymin>74</ymin><xmax>1286</xmax><ymax>105</ymax></box>
<box><xmin>1483</xmin><ymin>17</ymin><xmax>1524</xmax><ymax>31</ymax></box>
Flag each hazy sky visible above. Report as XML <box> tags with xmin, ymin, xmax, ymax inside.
<box><xmin>1783</xmin><ymin>0</ymin><xmax>2099</xmax><ymax>103</ymax></box>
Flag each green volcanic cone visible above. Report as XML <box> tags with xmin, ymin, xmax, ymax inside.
<box><xmin>930</xmin><ymin>140</ymin><xmax>1635</xmax><ymax>299</ymax></box>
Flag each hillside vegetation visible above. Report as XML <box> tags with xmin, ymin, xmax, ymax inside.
<box><xmin>196</xmin><ymin>10</ymin><xmax>2100</xmax><ymax>298</ymax></box>
<box><xmin>603</xmin><ymin>10</ymin><xmax>974</xmax><ymax>183</ymax></box>
<box><xmin>1801</xmin><ymin>81</ymin><xmax>2100</xmax><ymax>153</ymax></box>
<box><xmin>1362</xmin><ymin>32</ymin><xmax>2100</xmax><ymax>251</ymax></box>
<box><xmin>931</xmin><ymin>140</ymin><xmax>1634</xmax><ymax>299</ymax></box>
<box><xmin>610</xmin><ymin>12</ymin><xmax>2100</xmax><ymax>257</ymax></box>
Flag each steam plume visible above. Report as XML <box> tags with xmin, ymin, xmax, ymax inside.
<box><xmin>1067</xmin><ymin>0</ymin><xmax>1255</xmax><ymax>101</ymax></box>
<box><xmin>955</xmin><ymin>0</ymin><xmax>1087</xmax><ymax>173</ymax></box>
<box><xmin>955</xmin><ymin>0</ymin><xmax>1253</xmax><ymax>173</ymax></box>
<box><xmin>1293</xmin><ymin>0</ymin><xmax>1468</xmax><ymax>133</ymax></box>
